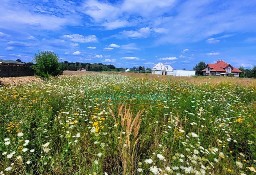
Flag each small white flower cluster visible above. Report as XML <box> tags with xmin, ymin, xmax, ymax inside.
<box><xmin>42</xmin><ymin>142</ymin><xmax>50</xmax><ymax>153</ymax></box>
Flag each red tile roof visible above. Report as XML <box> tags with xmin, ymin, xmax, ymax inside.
<box><xmin>202</xmin><ymin>60</ymin><xmax>242</xmax><ymax>73</ymax></box>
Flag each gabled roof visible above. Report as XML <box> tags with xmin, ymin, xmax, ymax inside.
<box><xmin>165</xmin><ymin>65</ymin><xmax>173</xmax><ymax>71</ymax></box>
<box><xmin>152</xmin><ymin>63</ymin><xmax>173</xmax><ymax>71</ymax></box>
<box><xmin>152</xmin><ymin>63</ymin><xmax>165</xmax><ymax>71</ymax></box>
<box><xmin>202</xmin><ymin>60</ymin><xmax>242</xmax><ymax>73</ymax></box>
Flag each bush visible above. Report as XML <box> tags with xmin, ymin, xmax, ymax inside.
<box><xmin>33</xmin><ymin>51</ymin><xmax>62</xmax><ymax>78</ymax></box>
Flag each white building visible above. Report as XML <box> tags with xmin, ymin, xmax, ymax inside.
<box><xmin>152</xmin><ymin>63</ymin><xmax>195</xmax><ymax>77</ymax></box>
<box><xmin>173</xmin><ymin>70</ymin><xmax>195</xmax><ymax>77</ymax></box>
<box><xmin>125</xmin><ymin>68</ymin><xmax>130</xmax><ymax>72</ymax></box>
<box><xmin>152</xmin><ymin>63</ymin><xmax>174</xmax><ymax>75</ymax></box>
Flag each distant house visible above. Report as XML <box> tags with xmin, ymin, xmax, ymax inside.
<box><xmin>0</xmin><ymin>59</ymin><xmax>24</xmax><ymax>65</ymax></box>
<box><xmin>152</xmin><ymin>63</ymin><xmax>195</xmax><ymax>76</ymax></box>
<box><xmin>202</xmin><ymin>60</ymin><xmax>242</xmax><ymax>77</ymax></box>
<box><xmin>152</xmin><ymin>63</ymin><xmax>174</xmax><ymax>75</ymax></box>
<box><xmin>0</xmin><ymin>59</ymin><xmax>34</xmax><ymax>77</ymax></box>
<box><xmin>125</xmin><ymin>68</ymin><xmax>130</xmax><ymax>72</ymax></box>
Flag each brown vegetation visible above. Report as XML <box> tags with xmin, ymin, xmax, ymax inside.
<box><xmin>0</xmin><ymin>76</ymin><xmax>41</xmax><ymax>86</ymax></box>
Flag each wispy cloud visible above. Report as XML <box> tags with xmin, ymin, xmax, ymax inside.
<box><xmin>109</xmin><ymin>43</ymin><xmax>120</xmax><ymax>48</ymax></box>
<box><xmin>73</xmin><ymin>51</ymin><xmax>81</xmax><ymax>55</ymax></box>
<box><xmin>207</xmin><ymin>38</ymin><xmax>220</xmax><ymax>44</ymax></box>
<box><xmin>121</xmin><ymin>43</ymin><xmax>139</xmax><ymax>50</ymax></box>
<box><xmin>103</xmin><ymin>20</ymin><xmax>130</xmax><ymax>30</ymax></box>
<box><xmin>5</xmin><ymin>46</ymin><xmax>14</xmax><ymax>51</ymax></box>
<box><xmin>7</xmin><ymin>41</ymin><xmax>32</xmax><ymax>47</ymax></box>
<box><xmin>183</xmin><ymin>49</ymin><xmax>189</xmax><ymax>53</ymax></box>
<box><xmin>122</xmin><ymin>27</ymin><xmax>151</xmax><ymax>38</ymax></box>
<box><xmin>82</xmin><ymin>0</ymin><xmax>176</xmax><ymax>30</ymax></box>
<box><xmin>63</xmin><ymin>34</ymin><xmax>97</xmax><ymax>43</ymax></box>
<box><xmin>103</xmin><ymin>58</ymin><xmax>116</xmax><ymax>63</ymax></box>
<box><xmin>122</xmin><ymin>56</ymin><xmax>139</xmax><ymax>60</ymax></box>
<box><xmin>87</xmin><ymin>46</ymin><xmax>96</xmax><ymax>49</ymax></box>
<box><xmin>156</xmin><ymin>1</ymin><xmax>256</xmax><ymax>44</ymax></box>
<box><xmin>207</xmin><ymin>52</ymin><xmax>220</xmax><ymax>56</ymax></box>
<box><xmin>159</xmin><ymin>57</ymin><xmax>177</xmax><ymax>61</ymax></box>
<box><xmin>0</xmin><ymin>32</ymin><xmax>8</xmax><ymax>38</ymax></box>
<box><xmin>95</xmin><ymin>54</ymin><xmax>103</xmax><ymax>58</ymax></box>
<box><xmin>104</xmin><ymin>47</ymin><xmax>114</xmax><ymax>50</ymax></box>
<box><xmin>70</xmin><ymin>43</ymin><xmax>79</xmax><ymax>47</ymax></box>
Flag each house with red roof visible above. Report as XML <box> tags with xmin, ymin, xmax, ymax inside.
<box><xmin>202</xmin><ymin>60</ymin><xmax>242</xmax><ymax>77</ymax></box>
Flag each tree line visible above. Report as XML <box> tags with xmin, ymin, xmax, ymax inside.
<box><xmin>60</xmin><ymin>61</ymin><xmax>125</xmax><ymax>72</ymax></box>
<box><xmin>18</xmin><ymin>51</ymin><xmax>256</xmax><ymax>78</ymax></box>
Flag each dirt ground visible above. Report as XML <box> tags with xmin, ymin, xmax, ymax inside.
<box><xmin>0</xmin><ymin>76</ymin><xmax>41</xmax><ymax>86</ymax></box>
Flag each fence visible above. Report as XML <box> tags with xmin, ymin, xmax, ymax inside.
<box><xmin>0</xmin><ymin>64</ymin><xmax>34</xmax><ymax>77</ymax></box>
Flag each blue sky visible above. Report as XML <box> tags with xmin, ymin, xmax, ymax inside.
<box><xmin>0</xmin><ymin>0</ymin><xmax>256</xmax><ymax>69</ymax></box>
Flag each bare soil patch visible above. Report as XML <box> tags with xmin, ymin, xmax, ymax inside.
<box><xmin>0</xmin><ymin>71</ymin><xmax>89</xmax><ymax>86</ymax></box>
<box><xmin>0</xmin><ymin>76</ymin><xmax>41</xmax><ymax>86</ymax></box>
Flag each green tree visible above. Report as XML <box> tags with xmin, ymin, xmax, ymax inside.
<box><xmin>239</xmin><ymin>67</ymin><xmax>245</xmax><ymax>77</ymax></box>
<box><xmin>193</xmin><ymin>61</ymin><xmax>206</xmax><ymax>76</ymax></box>
<box><xmin>33</xmin><ymin>51</ymin><xmax>62</xmax><ymax>78</ymax></box>
<box><xmin>252</xmin><ymin>66</ymin><xmax>256</xmax><ymax>78</ymax></box>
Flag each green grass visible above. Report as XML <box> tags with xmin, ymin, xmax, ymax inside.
<box><xmin>0</xmin><ymin>73</ymin><xmax>256</xmax><ymax>174</ymax></box>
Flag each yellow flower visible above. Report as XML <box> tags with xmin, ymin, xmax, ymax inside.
<box><xmin>93</xmin><ymin>121</ymin><xmax>100</xmax><ymax>133</ymax></box>
<box><xmin>227</xmin><ymin>168</ymin><xmax>232</xmax><ymax>173</ymax></box>
<box><xmin>236</xmin><ymin>117</ymin><xmax>244</xmax><ymax>123</ymax></box>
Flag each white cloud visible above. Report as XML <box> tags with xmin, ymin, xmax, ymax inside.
<box><xmin>207</xmin><ymin>52</ymin><xmax>220</xmax><ymax>56</ymax></box>
<box><xmin>122</xmin><ymin>27</ymin><xmax>151</xmax><ymax>38</ymax></box>
<box><xmin>153</xmin><ymin>28</ymin><xmax>168</xmax><ymax>34</ymax></box>
<box><xmin>73</xmin><ymin>51</ymin><xmax>81</xmax><ymax>55</ymax></box>
<box><xmin>27</xmin><ymin>35</ymin><xmax>36</xmax><ymax>40</ymax></box>
<box><xmin>109</xmin><ymin>43</ymin><xmax>120</xmax><ymax>48</ymax></box>
<box><xmin>63</xmin><ymin>34</ymin><xmax>97</xmax><ymax>43</ymax></box>
<box><xmin>183</xmin><ymin>49</ymin><xmax>189</xmax><ymax>53</ymax></box>
<box><xmin>82</xmin><ymin>0</ymin><xmax>176</xmax><ymax>30</ymax></box>
<box><xmin>122</xmin><ymin>0</ymin><xmax>176</xmax><ymax>17</ymax></box>
<box><xmin>0</xmin><ymin>32</ymin><xmax>7</xmax><ymax>37</ymax></box>
<box><xmin>70</xmin><ymin>43</ymin><xmax>79</xmax><ymax>47</ymax></box>
<box><xmin>103</xmin><ymin>20</ymin><xmax>130</xmax><ymax>30</ymax></box>
<box><xmin>103</xmin><ymin>58</ymin><xmax>116</xmax><ymax>63</ymax></box>
<box><xmin>155</xmin><ymin>1</ymin><xmax>256</xmax><ymax>44</ymax></box>
<box><xmin>7</xmin><ymin>41</ymin><xmax>31</xmax><ymax>47</ymax></box>
<box><xmin>104</xmin><ymin>47</ymin><xmax>114</xmax><ymax>50</ymax></box>
<box><xmin>82</xmin><ymin>0</ymin><xmax>120</xmax><ymax>22</ymax></box>
<box><xmin>160</xmin><ymin>57</ymin><xmax>177</xmax><ymax>61</ymax></box>
<box><xmin>121</xmin><ymin>43</ymin><xmax>139</xmax><ymax>50</ymax></box>
<box><xmin>240</xmin><ymin>63</ymin><xmax>253</xmax><ymax>69</ymax></box>
<box><xmin>95</xmin><ymin>54</ymin><xmax>103</xmax><ymax>58</ymax></box>
<box><xmin>5</xmin><ymin>46</ymin><xmax>14</xmax><ymax>51</ymax></box>
<box><xmin>122</xmin><ymin>56</ymin><xmax>139</xmax><ymax>60</ymax></box>
<box><xmin>207</xmin><ymin>38</ymin><xmax>220</xmax><ymax>44</ymax></box>
<box><xmin>0</xmin><ymin>6</ymin><xmax>78</xmax><ymax>31</ymax></box>
<box><xmin>87</xmin><ymin>46</ymin><xmax>96</xmax><ymax>49</ymax></box>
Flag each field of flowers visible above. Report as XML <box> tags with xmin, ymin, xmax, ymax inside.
<box><xmin>0</xmin><ymin>73</ymin><xmax>256</xmax><ymax>175</ymax></box>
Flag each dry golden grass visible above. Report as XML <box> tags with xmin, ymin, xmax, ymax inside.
<box><xmin>0</xmin><ymin>76</ymin><xmax>41</xmax><ymax>86</ymax></box>
<box><xmin>110</xmin><ymin>105</ymin><xmax>143</xmax><ymax>175</ymax></box>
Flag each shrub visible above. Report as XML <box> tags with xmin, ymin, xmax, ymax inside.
<box><xmin>33</xmin><ymin>51</ymin><xmax>62</xmax><ymax>78</ymax></box>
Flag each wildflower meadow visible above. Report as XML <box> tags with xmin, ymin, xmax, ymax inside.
<box><xmin>0</xmin><ymin>73</ymin><xmax>255</xmax><ymax>175</ymax></box>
